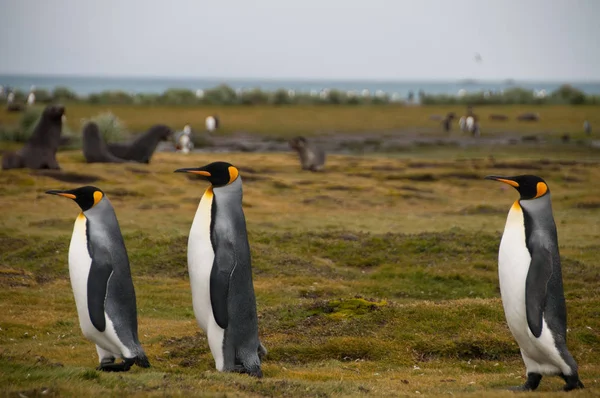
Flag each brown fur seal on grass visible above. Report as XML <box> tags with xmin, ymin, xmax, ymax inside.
<box><xmin>289</xmin><ymin>136</ymin><xmax>326</xmax><ymax>172</ymax></box>
<box><xmin>106</xmin><ymin>124</ymin><xmax>172</xmax><ymax>164</ymax></box>
<box><xmin>82</xmin><ymin>122</ymin><xmax>129</xmax><ymax>163</ymax></box>
<box><xmin>2</xmin><ymin>104</ymin><xmax>65</xmax><ymax>170</ymax></box>
<box><xmin>517</xmin><ymin>112</ymin><xmax>540</xmax><ymax>122</ymax></box>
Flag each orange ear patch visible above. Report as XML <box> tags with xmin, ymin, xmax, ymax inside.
<box><xmin>228</xmin><ymin>166</ymin><xmax>239</xmax><ymax>183</ymax></box>
<box><xmin>534</xmin><ymin>182</ymin><xmax>548</xmax><ymax>198</ymax></box>
<box><xmin>93</xmin><ymin>191</ymin><xmax>103</xmax><ymax>206</ymax></box>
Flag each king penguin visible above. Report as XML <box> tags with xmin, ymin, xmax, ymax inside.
<box><xmin>485</xmin><ymin>175</ymin><xmax>584</xmax><ymax>391</ymax></box>
<box><xmin>175</xmin><ymin>161</ymin><xmax>266</xmax><ymax>377</ymax></box>
<box><xmin>46</xmin><ymin>186</ymin><xmax>150</xmax><ymax>372</ymax></box>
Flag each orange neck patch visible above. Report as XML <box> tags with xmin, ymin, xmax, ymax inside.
<box><xmin>511</xmin><ymin>200</ymin><xmax>522</xmax><ymax>211</ymax></box>
<box><xmin>204</xmin><ymin>186</ymin><xmax>214</xmax><ymax>199</ymax></box>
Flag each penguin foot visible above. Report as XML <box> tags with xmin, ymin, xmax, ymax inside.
<box><xmin>561</xmin><ymin>374</ymin><xmax>584</xmax><ymax>391</ymax></box>
<box><xmin>231</xmin><ymin>364</ymin><xmax>263</xmax><ymax>378</ymax></box>
<box><xmin>507</xmin><ymin>373</ymin><xmax>542</xmax><ymax>392</ymax></box>
<box><xmin>97</xmin><ymin>358</ymin><xmax>135</xmax><ymax>372</ymax></box>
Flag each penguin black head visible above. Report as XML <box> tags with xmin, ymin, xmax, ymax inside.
<box><xmin>484</xmin><ymin>174</ymin><xmax>549</xmax><ymax>200</ymax></box>
<box><xmin>174</xmin><ymin>161</ymin><xmax>239</xmax><ymax>187</ymax></box>
<box><xmin>45</xmin><ymin>186</ymin><xmax>105</xmax><ymax>211</ymax></box>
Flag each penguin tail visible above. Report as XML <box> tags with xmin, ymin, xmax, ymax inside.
<box><xmin>258</xmin><ymin>342</ymin><xmax>268</xmax><ymax>359</ymax></box>
<box><xmin>135</xmin><ymin>352</ymin><xmax>151</xmax><ymax>368</ymax></box>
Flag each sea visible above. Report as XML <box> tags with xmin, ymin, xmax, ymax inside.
<box><xmin>2</xmin><ymin>74</ymin><xmax>600</xmax><ymax>98</ymax></box>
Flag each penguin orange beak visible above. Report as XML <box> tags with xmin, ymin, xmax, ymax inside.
<box><xmin>45</xmin><ymin>190</ymin><xmax>76</xmax><ymax>199</ymax></box>
<box><xmin>174</xmin><ymin>168</ymin><xmax>211</xmax><ymax>176</ymax></box>
<box><xmin>484</xmin><ymin>175</ymin><xmax>519</xmax><ymax>187</ymax></box>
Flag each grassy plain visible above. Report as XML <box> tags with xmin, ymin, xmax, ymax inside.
<box><xmin>1</xmin><ymin>140</ymin><xmax>600</xmax><ymax>397</ymax></box>
<box><xmin>0</xmin><ymin>103</ymin><xmax>599</xmax><ymax>138</ymax></box>
<box><xmin>1</xmin><ymin>103</ymin><xmax>600</xmax><ymax>397</ymax></box>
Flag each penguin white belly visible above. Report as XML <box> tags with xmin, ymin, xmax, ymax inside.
<box><xmin>68</xmin><ymin>215</ymin><xmax>132</xmax><ymax>359</ymax></box>
<box><xmin>498</xmin><ymin>205</ymin><xmax>566</xmax><ymax>375</ymax></box>
<box><xmin>187</xmin><ymin>189</ymin><xmax>225</xmax><ymax>370</ymax></box>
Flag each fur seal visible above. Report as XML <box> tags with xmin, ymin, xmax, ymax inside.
<box><xmin>2</xmin><ymin>104</ymin><xmax>65</xmax><ymax>170</ymax></box>
<box><xmin>106</xmin><ymin>124</ymin><xmax>172</xmax><ymax>164</ymax></box>
<box><xmin>517</xmin><ymin>112</ymin><xmax>540</xmax><ymax>122</ymax></box>
<box><xmin>289</xmin><ymin>136</ymin><xmax>326</xmax><ymax>172</ymax></box>
<box><xmin>82</xmin><ymin>122</ymin><xmax>128</xmax><ymax>163</ymax></box>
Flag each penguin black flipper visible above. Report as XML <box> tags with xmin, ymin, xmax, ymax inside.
<box><xmin>210</xmin><ymin>238</ymin><xmax>236</xmax><ymax>329</ymax></box>
<box><xmin>525</xmin><ymin>237</ymin><xmax>554</xmax><ymax>338</ymax></box>
<box><xmin>87</xmin><ymin>247</ymin><xmax>114</xmax><ymax>333</ymax></box>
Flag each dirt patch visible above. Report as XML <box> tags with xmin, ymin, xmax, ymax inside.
<box><xmin>157</xmin><ymin>203</ymin><xmax>180</xmax><ymax>209</ymax></box>
<box><xmin>296</xmin><ymin>180</ymin><xmax>316</xmax><ymax>185</ymax></box>
<box><xmin>160</xmin><ymin>333</ymin><xmax>208</xmax><ymax>368</ymax></box>
<box><xmin>242</xmin><ymin>174</ymin><xmax>268</xmax><ymax>182</ymax></box>
<box><xmin>302</xmin><ymin>195</ymin><xmax>343</xmax><ymax>205</ymax></box>
<box><xmin>272</xmin><ymin>181</ymin><xmax>293</xmax><ymax>189</ymax></box>
<box><xmin>455</xmin><ymin>205</ymin><xmax>506</xmax><ymax>215</ymax></box>
<box><xmin>0</xmin><ymin>234</ymin><xmax>29</xmax><ymax>253</ymax></box>
<box><xmin>106</xmin><ymin>188</ymin><xmax>144</xmax><ymax>198</ymax></box>
<box><xmin>325</xmin><ymin>185</ymin><xmax>361</xmax><ymax>191</ymax></box>
<box><xmin>28</xmin><ymin>218</ymin><xmax>73</xmax><ymax>229</ymax></box>
<box><xmin>125</xmin><ymin>167</ymin><xmax>150</xmax><ymax>174</ymax></box>
<box><xmin>399</xmin><ymin>185</ymin><xmax>434</xmax><ymax>194</ymax></box>
<box><xmin>573</xmin><ymin>202</ymin><xmax>600</xmax><ymax>209</ymax></box>
<box><xmin>442</xmin><ymin>172</ymin><xmax>481</xmax><ymax>180</ymax></box>
<box><xmin>346</xmin><ymin>172</ymin><xmax>374</xmax><ymax>179</ymax></box>
<box><xmin>371</xmin><ymin>165</ymin><xmax>405</xmax><ymax>172</ymax></box>
<box><xmin>386</xmin><ymin>173</ymin><xmax>438</xmax><ymax>182</ymax></box>
<box><xmin>238</xmin><ymin>166</ymin><xmax>258</xmax><ymax>174</ymax></box>
<box><xmin>0</xmin><ymin>267</ymin><xmax>37</xmax><ymax>287</ymax></box>
<box><xmin>490</xmin><ymin>161</ymin><xmax>544</xmax><ymax>170</ymax></box>
<box><xmin>31</xmin><ymin>170</ymin><xmax>102</xmax><ymax>184</ymax></box>
<box><xmin>407</xmin><ymin>162</ymin><xmax>442</xmax><ymax>169</ymax></box>
<box><xmin>412</xmin><ymin>338</ymin><xmax>517</xmax><ymax>361</ymax></box>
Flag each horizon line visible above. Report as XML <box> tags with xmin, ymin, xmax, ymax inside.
<box><xmin>1</xmin><ymin>72</ymin><xmax>599</xmax><ymax>84</ymax></box>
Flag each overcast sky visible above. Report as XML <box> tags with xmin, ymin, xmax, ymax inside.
<box><xmin>0</xmin><ymin>0</ymin><xmax>598</xmax><ymax>81</ymax></box>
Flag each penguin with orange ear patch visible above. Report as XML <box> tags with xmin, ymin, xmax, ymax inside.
<box><xmin>485</xmin><ymin>175</ymin><xmax>583</xmax><ymax>392</ymax></box>
<box><xmin>46</xmin><ymin>186</ymin><xmax>150</xmax><ymax>372</ymax></box>
<box><xmin>175</xmin><ymin>162</ymin><xmax>266</xmax><ymax>377</ymax></box>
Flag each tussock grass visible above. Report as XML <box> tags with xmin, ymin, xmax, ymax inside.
<box><xmin>1</xmin><ymin>147</ymin><xmax>599</xmax><ymax>396</ymax></box>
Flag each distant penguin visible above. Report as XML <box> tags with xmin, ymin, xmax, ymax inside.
<box><xmin>175</xmin><ymin>162</ymin><xmax>266</xmax><ymax>377</ymax></box>
<box><xmin>289</xmin><ymin>136</ymin><xmax>326</xmax><ymax>172</ymax></box>
<box><xmin>485</xmin><ymin>175</ymin><xmax>584</xmax><ymax>392</ymax></box>
<box><xmin>583</xmin><ymin>120</ymin><xmax>591</xmax><ymax>135</ymax></box>
<box><xmin>45</xmin><ymin>186</ymin><xmax>150</xmax><ymax>372</ymax></box>
<box><xmin>206</xmin><ymin>116</ymin><xmax>217</xmax><ymax>133</ymax></box>
<box><xmin>459</xmin><ymin>116</ymin><xmax>467</xmax><ymax>132</ymax></box>
<box><xmin>175</xmin><ymin>124</ymin><xmax>194</xmax><ymax>154</ymax></box>
<box><xmin>466</xmin><ymin>116</ymin><xmax>475</xmax><ymax>133</ymax></box>
<box><xmin>7</xmin><ymin>91</ymin><xmax>15</xmax><ymax>104</ymax></box>
<box><xmin>442</xmin><ymin>112</ymin><xmax>456</xmax><ymax>133</ymax></box>
<box><xmin>27</xmin><ymin>92</ymin><xmax>36</xmax><ymax>106</ymax></box>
